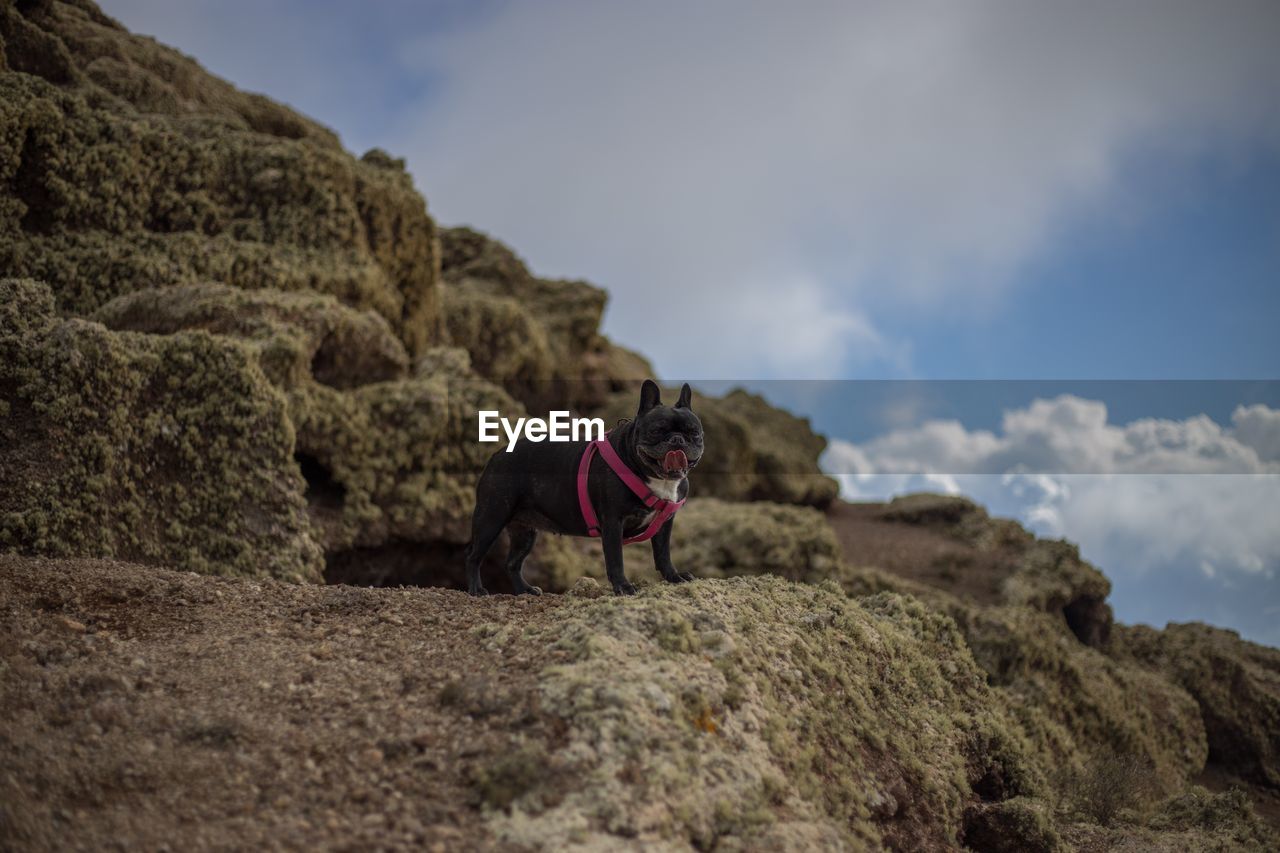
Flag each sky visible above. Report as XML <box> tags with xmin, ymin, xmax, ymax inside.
<box><xmin>100</xmin><ymin>0</ymin><xmax>1280</xmax><ymax>644</ymax></box>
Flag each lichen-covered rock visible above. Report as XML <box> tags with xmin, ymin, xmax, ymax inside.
<box><xmin>4</xmin><ymin>0</ymin><xmax>339</xmax><ymax>143</ymax></box>
<box><xmin>518</xmin><ymin>498</ymin><xmax>844</xmax><ymax>594</ymax></box>
<box><xmin>95</xmin><ymin>283</ymin><xmax>410</xmax><ymax>389</ymax></box>
<box><xmin>287</xmin><ymin>367</ymin><xmax>518</xmax><ymax>553</ymax></box>
<box><xmin>1148</xmin><ymin>787</ymin><xmax>1277</xmax><ymax>846</ymax></box>
<box><xmin>5</xmin><ymin>554</ymin><xmax>1276</xmax><ymax>852</ymax></box>
<box><xmin>598</xmin><ymin>388</ymin><xmax>840</xmax><ymax>508</ymax></box>
<box><xmin>0</xmin><ymin>279</ymin><xmax>320</xmax><ymax>581</ymax></box>
<box><xmin>91</xmin><ymin>281</ymin><xmax>520</xmax><ymax>561</ymax></box>
<box><xmin>1112</xmin><ymin>622</ymin><xmax>1280</xmax><ymax>789</ymax></box>
<box><xmin>439</xmin><ymin>226</ymin><xmax>652</xmax><ymax>412</ymax></box>
<box><xmin>948</xmin><ymin>603</ymin><xmax>1208</xmax><ymax>798</ymax></box>
<box><xmin>482</xmin><ymin>576</ymin><xmax>1040</xmax><ymax>850</ymax></box>
<box><xmin>663</xmin><ymin>497</ymin><xmax>841</xmax><ymax>581</ymax></box>
<box><xmin>848</xmin><ymin>494</ymin><xmax>1114</xmax><ymax>646</ymax></box>
<box><xmin>3</xmin><ymin>1</ymin><xmax>850</xmax><ymax>587</ymax></box>
<box><xmin>0</xmin><ymin>1</ymin><xmax>440</xmax><ymax>356</ymax></box>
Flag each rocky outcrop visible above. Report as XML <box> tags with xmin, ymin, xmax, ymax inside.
<box><xmin>6</xmin><ymin>555</ymin><xmax>1274</xmax><ymax>851</ymax></box>
<box><xmin>92</xmin><ymin>281</ymin><xmax>519</xmax><ymax>560</ymax></box>
<box><xmin>439</xmin><ymin>226</ymin><xmax>653</xmax><ymax>414</ymax></box>
<box><xmin>949</xmin><ymin>603</ymin><xmax>1208</xmax><ymax>797</ymax></box>
<box><xmin>1112</xmin><ymin>622</ymin><xmax>1280</xmax><ymax>790</ymax></box>
<box><xmin>1</xmin><ymin>0</ymin><xmax>441</xmax><ymax>356</ymax></box>
<box><xmin>838</xmin><ymin>494</ymin><xmax>1114</xmax><ymax>646</ymax></box>
<box><xmin>832</xmin><ymin>496</ymin><xmax>1210</xmax><ymax>801</ymax></box>
<box><xmin>0</xmin><ymin>279</ymin><xmax>320</xmax><ymax>581</ymax></box>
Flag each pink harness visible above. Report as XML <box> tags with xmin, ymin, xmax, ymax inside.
<box><xmin>577</xmin><ymin>437</ymin><xmax>685</xmax><ymax>544</ymax></box>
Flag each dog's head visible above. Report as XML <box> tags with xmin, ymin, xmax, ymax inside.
<box><xmin>632</xmin><ymin>379</ymin><xmax>704</xmax><ymax>480</ymax></box>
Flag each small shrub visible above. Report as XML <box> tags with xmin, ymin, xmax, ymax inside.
<box><xmin>1056</xmin><ymin>753</ymin><xmax>1156</xmax><ymax>827</ymax></box>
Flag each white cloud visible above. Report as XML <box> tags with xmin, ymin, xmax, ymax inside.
<box><xmin>1233</xmin><ymin>404</ymin><xmax>1280</xmax><ymax>462</ymax></box>
<box><xmin>822</xmin><ymin>398</ymin><xmax>1280</xmax><ymax>579</ymax></box>
<box><xmin>824</xmin><ymin>395</ymin><xmax>1279</xmax><ymax>475</ymax></box>
<box><xmin>391</xmin><ymin>0</ymin><xmax>1280</xmax><ymax>377</ymax></box>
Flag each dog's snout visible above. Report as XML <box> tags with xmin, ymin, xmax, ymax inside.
<box><xmin>669</xmin><ymin>434</ymin><xmax>686</xmax><ymax>448</ymax></box>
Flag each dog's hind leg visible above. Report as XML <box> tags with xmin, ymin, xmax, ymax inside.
<box><xmin>465</xmin><ymin>491</ymin><xmax>512</xmax><ymax>597</ymax></box>
<box><xmin>505</xmin><ymin>525</ymin><xmax>542</xmax><ymax>595</ymax></box>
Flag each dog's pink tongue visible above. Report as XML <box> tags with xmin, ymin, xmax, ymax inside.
<box><xmin>663</xmin><ymin>449</ymin><xmax>688</xmax><ymax>474</ymax></box>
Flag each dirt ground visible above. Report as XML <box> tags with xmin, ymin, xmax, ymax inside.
<box><xmin>0</xmin><ymin>554</ymin><xmax>572</xmax><ymax>851</ymax></box>
<box><xmin>826</xmin><ymin>501</ymin><xmax>1016</xmax><ymax>604</ymax></box>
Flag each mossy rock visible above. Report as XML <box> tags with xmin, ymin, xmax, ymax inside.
<box><xmin>850</xmin><ymin>493</ymin><xmax>1114</xmax><ymax>645</ymax></box>
<box><xmin>665</xmin><ymin>497</ymin><xmax>842</xmax><ymax>582</ymax></box>
<box><xmin>91</xmin><ymin>281</ymin><xmax>518</xmax><ymax>561</ymax></box>
<box><xmin>0</xmin><ymin>279</ymin><xmax>321</xmax><ymax>581</ymax></box>
<box><xmin>439</xmin><ymin>226</ymin><xmax>653</xmax><ymax>412</ymax></box>
<box><xmin>948</xmin><ymin>603</ymin><xmax>1208</xmax><ymax>799</ymax></box>
<box><xmin>0</xmin><ymin>4</ymin><xmax>440</xmax><ymax>356</ymax></box>
<box><xmin>487</xmin><ymin>576</ymin><xmax>1041</xmax><ymax>850</ymax></box>
<box><xmin>287</xmin><ymin>367</ymin><xmax>518</xmax><ymax>553</ymax></box>
<box><xmin>878</xmin><ymin>493</ymin><xmax>1034</xmax><ymax>553</ymax></box>
<box><xmin>1059</xmin><ymin>786</ymin><xmax>1278</xmax><ymax>851</ymax></box>
<box><xmin>94</xmin><ymin>283</ymin><xmax>410</xmax><ymax>389</ymax></box>
<box><xmin>520</xmin><ymin>498</ymin><xmax>845</xmax><ymax>594</ymax></box>
<box><xmin>1113</xmin><ymin>622</ymin><xmax>1280</xmax><ymax>789</ymax></box>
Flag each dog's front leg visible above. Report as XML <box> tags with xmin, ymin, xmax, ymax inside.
<box><xmin>601</xmin><ymin>518</ymin><xmax>635</xmax><ymax>596</ymax></box>
<box><xmin>651</xmin><ymin>518</ymin><xmax>694</xmax><ymax>583</ymax></box>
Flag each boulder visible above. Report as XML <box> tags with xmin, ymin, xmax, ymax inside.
<box><xmin>0</xmin><ymin>279</ymin><xmax>320</xmax><ymax>581</ymax></box>
<box><xmin>1113</xmin><ymin>622</ymin><xmax>1280</xmax><ymax>790</ymax></box>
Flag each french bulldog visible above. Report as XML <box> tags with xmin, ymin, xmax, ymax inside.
<box><xmin>465</xmin><ymin>380</ymin><xmax>703</xmax><ymax>596</ymax></box>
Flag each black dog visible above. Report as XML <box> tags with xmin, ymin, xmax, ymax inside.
<box><xmin>465</xmin><ymin>380</ymin><xmax>703</xmax><ymax>596</ymax></box>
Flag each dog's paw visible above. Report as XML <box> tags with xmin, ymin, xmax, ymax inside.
<box><xmin>468</xmin><ymin>585</ymin><xmax>490</xmax><ymax>597</ymax></box>
<box><xmin>663</xmin><ymin>571</ymin><xmax>695</xmax><ymax>584</ymax></box>
<box><xmin>613</xmin><ymin>581</ymin><xmax>637</xmax><ymax>596</ymax></box>
<box><xmin>517</xmin><ymin>585</ymin><xmax>543</xmax><ymax>596</ymax></box>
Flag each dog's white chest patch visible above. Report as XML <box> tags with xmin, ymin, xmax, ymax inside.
<box><xmin>646</xmin><ymin>477</ymin><xmax>682</xmax><ymax>503</ymax></box>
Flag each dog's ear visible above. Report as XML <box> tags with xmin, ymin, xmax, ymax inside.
<box><xmin>637</xmin><ymin>379</ymin><xmax>662</xmax><ymax>415</ymax></box>
<box><xmin>675</xmin><ymin>382</ymin><xmax>692</xmax><ymax>409</ymax></box>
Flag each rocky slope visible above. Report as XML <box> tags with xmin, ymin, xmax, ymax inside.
<box><xmin>0</xmin><ymin>0</ymin><xmax>836</xmax><ymax>588</ymax></box>
<box><xmin>6</xmin><ymin>555</ymin><xmax>1277</xmax><ymax>852</ymax></box>
<box><xmin>2</xmin><ymin>2</ymin><xmax>1278</xmax><ymax>850</ymax></box>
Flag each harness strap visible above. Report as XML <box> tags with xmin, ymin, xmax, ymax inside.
<box><xmin>577</xmin><ymin>437</ymin><xmax>685</xmax><ymax>544</ymax></box>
